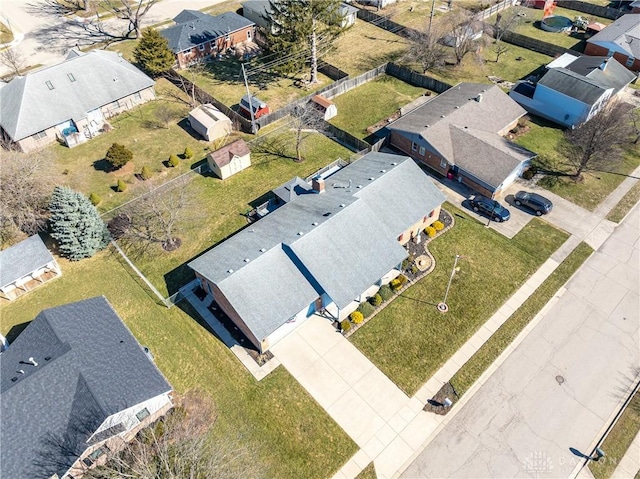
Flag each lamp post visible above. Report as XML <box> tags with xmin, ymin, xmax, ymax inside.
<box><xmin>437</xmin><ymin>254</ymin><xmax>461</xmax><ymax>313</ymax></box>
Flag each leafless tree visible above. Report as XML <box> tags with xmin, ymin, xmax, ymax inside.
<box><xmin>290</xmin><ymin>102</ymin><xmax>326</xmax><ymax>162</ymax></box>
<box><xmin>631</xmin><ymin>107</ymin><xmax>640</xmax><ymax>145</ymax></box>
<box><xmin>402</xmin><ymin>27</ymin><xmax>447</xmax><ymax>73</ymax></box>
<box><xmin>0</xmin><ymin>47</ymin><xmax>26</xmax><ymax>78</ymax></box>
<box><xmin>445</xmin><ymin>9</ymin><xmax>482</xmax><ymax>65</ymax></box>
<box><xmin>0</xmin><ymin>150</ymin><xmax>54</xmax><ymax>246</ymax></box>
<box><xmin>489</xmin><ymin>7</ymin><xmax>526</xmax><ymax>62</ymax></box>
<box><xmin>152</xmin><ymin>105</ymin><xmax>177</xmax><ymax>129</ymax></box>
<box><xmin>563</xmin><ymin>101</ymin><xmax>634</xmax><ymax>180</ymax></box>
<box><xmin>164</xmin><ymin>64</ymin><xmax>206</xmax><ymax>109</ymax></box>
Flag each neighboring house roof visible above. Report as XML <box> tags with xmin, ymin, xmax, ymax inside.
<box><xmin>587</xmin><ymin>13</ymin><xmax>640</xmax><ymax>58</ymax></box>
<box><xmin>189</xmin><ymin>152</ymin><xmax>446</xmax><ymax>342</ymax></box>
<box><xmin>241</xmin><ymin>0</ymin><xmax>356</xmax><ymax>21</ymax></box>
<box><xmin>209</xmin><ymin>139</ymin><xmax>250</xmax><ymax>167</ymax></box>
<box><xmin>189</xmin><ymin>103</ymin><xmax>231</xmax><ymax>127</ymax></box>
<box><xmin>0</xmin><ymin>50</ymin><xmax>154</xmax><ymax>142</ymax></box>
<box><xmin>0</xmin><ymin>297</ymin><xmax>172</xmax><ymax>479</ymax></box>
<box><xmin>388</xmin><ymin>83</ymin><xmax>533</xmax><ymax>188</ymax></box>
<box><xmin>161</xmin><ymin>10</ymin><xmax>255</xmax><ymax>53</ymax></box>
<box><xmin>0</xmin><ymin>235</ymin><xmax>54</xmax><ymax>289</ymax></box>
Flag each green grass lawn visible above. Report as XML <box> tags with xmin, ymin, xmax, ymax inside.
<box><xmin>607</xmin><ymin>182</ymin><xmax>640</xmax><ymax>223</ymax></box>
<box><xmin>356</xmin><ymin>462</ymin><xmax>378</xmax><ymax>479</ymax></box>
<box><xmin>0</xmin><ymin>22</ymin><xmax>14</xmax><ymax>44</ymax></box>
<box><xmin>329</xmin><ymin>75</ymin><xmax>425</xmax><ymax>138</ymax></box>
<box><xmin>515</xmin><ymin>118</ymin><xmax>640</xmax><ymax>211</ymax></box>
<box><xmin>115</xmin><ymin>129</ymin><xmax>352</xmax><ymax>296</ymax></box>
<box><xmin>350</xmin><ymin>206</ymin><xmax>570</xmax><ymax>395</ymax></box>
<box><xmin>589</xmin><ymin>393</ymin><xmax>640</xmax><ymax>479</ymax></box>
<box><xmin>0</xmin><ymin>250</ymin><xmax>357</xmax><ymax>478</ymax></box>
<box><xmin>450</xmin><ymin>242</ymin><xmax>593</xmax><ymax>396</ymax></box>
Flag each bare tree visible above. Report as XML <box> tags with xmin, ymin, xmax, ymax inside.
<box><xmin>402</xmin><ymin>27</ymin><xmax>447</xmax><ymax>73</ymax></box>
<box><xmin>490</xmin><ymin>7</ymin><xmax>526</xmax><ymax>62</ymax></box>
<box><xmin>290</xmin><ymin>102</ymin><xmax>326</xmax><ymax>162</ymax></box>
<box><xmin>631</xmin><ymin>107</ymin><xmax>640</xmax><ymax>145</ymax></box>
<box><xmin>0</xmin><ymin>150</ymin><xmax>54</xmax><ymax>246</ymax></box>
<box><xmin>153</xmin><ymin>105</ymin><xmax>177</xmax><ymax>129</ymax></box>
<box><xmin>563</xmin><ymin>101</ymin><xmax>634</xmax><ymax>180</ymax></box>
<box><xmin>0</xmin><ymin>48</ymin><xmax>26</xmax><ymax>78</ymax></box>
<box><xmin>445</xmin><ymin>9</ymin><xmax>482</xmax><ymax>65</ymax></box>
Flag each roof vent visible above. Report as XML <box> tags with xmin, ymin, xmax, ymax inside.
<box><xmin>17</xmin><ymin>370</ymin><xmax>25</xmax><ymax>375</ymax></box>
<box><xmin>323</xmin><ymin>212</ymin><xmax>332</xmax><ymax>217</ymax></box>
<box><xmin>44</xmin><ymin>356</ymin><xmax>51</xmax><ymax>361</ymax></box>
<box><xmin>312</xmin><ymin>222</ymin><xmax>318</xmax><ymax>226</ymax></box>
<box><xmin>380</xmin><ymin>169</ymin><xmax>386</xmax><ymax>173</ymax></box>
<box><xmin>10</xmin><ymin>377</ymin><xmax>17</xmax><ymax>382</ymax></box>
<box><xmin>476</xmin><ymin>93</ymin><xmax>483</xmax><ymax>103</ymax></box>
<box><xmin>455</xmin><ymin>106</ymin><xmax>460</xmax><ymax>109</ymax></box>
<box><xmin>113</xmin><ymin>77</ymin><xmax>118</xmax><ymax>82</ymax></box>
<box><xmin>369</xmin><ymin>177</ymin><xmax>375</xmax><ymax>181</ymax></box>
<box><xmin>28</xmin><ymin>357</ymin><xmax>38</xmax><ymax>366</ymax></box>
<box><xmin>244</xmin><ymin>258</ymin><xmax>250</xmax><ymax>263</ymax></box>
<box><xmin>391</xmin><ymin>162</ymin><xmax>397</xmax><ymax>166</ymax></box>
<box><xmin>227</xmin><ymin>269</ymin><xmax>234</xmax><ymax>273</ymax></box>
<box><xmin>440</xmin><ymin>115</ymin><xmax>445</xmax><ymax>118</ymax></box>
<box><xmin>297</xmin><ymin>231</ymin><xmax>304</xmax><ymax>235</ymax></box>
<box><xmin>339</xmin><ymin>204</ymin><xmax>346</xmax><ymax>208</ymax></box>
<box><xmin>259</xmin><ymin>248</ymin><xmax>266</xmax><ymax>252</ymax></box>
<box><xmin>356</xmin><ymin>185</ymin><xmax>362</xmax><ymax>189</ymax></box>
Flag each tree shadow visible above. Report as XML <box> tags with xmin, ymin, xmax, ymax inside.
<box><xmin>92</xmin><ymin>158</ymin><xmax>112</xmax><ymax>172</ymax></box>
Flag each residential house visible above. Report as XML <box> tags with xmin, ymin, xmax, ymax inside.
<box><xmin>189</xmin><ymin>152</ymin><xmax>446</xmax><ymax>353</ymax></box>
<box><xmin>0</xmin><ymin>296</ymin><xmax>173</xmax><ymax>479</ymax></box>
<box><xmin>585</xmin><ymin>14</ymin><xmax>640</xmax><ymax>72</ymax></box>
<box><xmin>0</xmin><ymin>50</ymin><xmax>155</xmax><ymax>153</ymax></box>
<box><xmin>161</xmin><ymin>10</ymin><xmax>256</xmax><ymax>68</ymax></box>
<box><xmin>509</xmin><ymin>53</ymin><xmax>636</xmax><ymax>129</ymax></box>
<box><xmin>632</xmin><ymin>1</ymin><xmax>640</xmax><ymax>13</ymax></box>
<box><xmin>387</xmin><ymin>83</ymin><xmax>536</xmax><ymax>199</ymax></box>
<box><xmin>207</xmin><ymin>139</ymin><xmax>251</xmax><ymax>179</ymax></box>
<box><xmin>0</xmin><ymin>234</ymin><xmax>61</xmax><ymax>302</ymax></box>
<box><xmin>188</xmin><ymin>103</ymin><xmax>233</xmax><ymax>141</ymax></box>
<box><xmin>241</xmin><ymin>0</ymin><xmax>358</xmax><ymax>30</ymax></box>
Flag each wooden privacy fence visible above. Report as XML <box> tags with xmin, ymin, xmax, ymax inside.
<box><xmin>499</xmin><ymin>30</ymin><xmax>574</xmax><ymax>57</ymax></box>
<box><xmin>386</xmin><ymin>63</ymin><xmax>453</xmax><ymax>93</ymax></box>
<box><xmin>554</xmin><ymin>0</ymin><xmax>625</xmax><ymax>20</ymax></box>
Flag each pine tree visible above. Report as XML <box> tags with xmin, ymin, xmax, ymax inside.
<box><xmin>105</xmin><ymin>143</ymin><xmax>133</xmax><ymax>170</ymax></box>
<box><xmin>264</xmin><ymin>0</ymin><xmax>343</xmax><ymax>82</ymax></box>
<box><xmin>49</xmin><ymin>186</ymin><xmax>111</xmax><ymax>261</ymax></box>
<box><xmin>134</xmin><ymin>28</ymin><xmax>176</xmax><ymax>76</ymax></box>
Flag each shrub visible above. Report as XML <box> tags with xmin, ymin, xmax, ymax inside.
<box><xmin>105</xmin><ymin>143</ymin><xmax>133</xmax><ymax>170</ymax></box>
<box><xmin>140</xmin><ymin>165</ymin><xmax>152</xmax><ymax>180</ymax></box>
<box><xmin>340</xmin><ymin>319</ymin><xmax>352</xmax><ymax>332</ymax></box>
<box><xmin>88</xmin><ymin>193</ymin><xmax>101</xmax><ymax>206</ymax></box>
<box><xmin>379</xmin><ymin>284</ymin><xmax>394</xmax><ymax>301</ymax></box>
<box><xmin>411</xmin><ymin>264</ymin><xmax>419</xmax><ymax>274</ymax></box>
<box><xmin>357</xmin><ymin>301</ymin><xmax>375</xmax><ymax>318</ymax></box>
<box><xmin>425</xmin><ymin>226</ymin><xmax>436</xmax><ymax>238</ymax></box>
<box><xmin>522</xmin><ymin>167</ymin><xmax>537</xmax><ymax>180</ymax></box>
<box><xmin>184</xmin><ymin>146</ymin><xmax>194</xmax><ymax>159</ymax></box>
<box><xmin>390</xmin><ymin>274</ymin><xmax>408</xmax><ymax>292</ymax></box>
<box><xmin>350</xmin><ymin>311</ymin><xmax>364</xmax><ymax>324</ymax></box>
<box><xmin>369</xmin><ymin>293</ymin><xmax>382</xmax><ymax>307</ymax></box>
<box><xmin>116</xmin><ymin>179</ymin><xmax>127</xmax><ymax>192</ymax></box>
<box><xmin>169</xmin><ymin>154</ymin><xmax>180</xmax><ymax>167</ymax></box>
<box><xmin>433</xmin><ymin>220</ymin><xmax>444</xmax><ymax>231</ymax></box>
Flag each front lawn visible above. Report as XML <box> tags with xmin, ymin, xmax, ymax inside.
<box><xmin>0</xmin><ymin>250</ymin><xmax>358</xmax><ymax>479</ymax></box>
<box><xmin>515</xmin><ymin>118</ymin><xmax>640</xmax><ymax>211</ymax></box>
<box><xmin>329</xmin><ymin>75</ymin><xmax>426</xmax><ymax>138</ymax></box>
<box><xmin>350</xmin><ymin>206</ymin><xmax>570</xmax><ymax>395</ymax></box>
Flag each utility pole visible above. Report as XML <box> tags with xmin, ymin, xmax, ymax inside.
<box><xmin>428</xmin><ymin>0</ymin><xmax>436</xmax><ymax>36</ymax></box>
<box><xmin>437</xmin><ymin>254</ymin><xmax>461</xmax><ymax>312</ymax></box>
<box><xmin>241</xmin><ymin>63</ymin><xmax>257</xmax><ymax>134</ymax></box>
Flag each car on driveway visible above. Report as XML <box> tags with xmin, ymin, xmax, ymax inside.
<box><xmin>514</xmin><ymin>191</ymin><xmax>553</xmax><ymax>216</ymax></box>
<box><xmin>469</xmin><ymin>195</ymin><xmax>510</xmax><ymax>222</ymax></box>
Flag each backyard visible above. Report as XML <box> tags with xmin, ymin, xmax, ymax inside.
<box><xmin>350</xmin><ymin>205</ymin><xmax>570</xmax><ymax>395</ymax></box>
<box><xmin>0</xmin><ymin>249</ymin><xmax>358</xmax><ymax>479</ymax></box>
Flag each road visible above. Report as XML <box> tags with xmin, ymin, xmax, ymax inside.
<box><xmin>400</xmin><ymin>203</ymin><xmax>640</xmax><ymax>478</ymax></box>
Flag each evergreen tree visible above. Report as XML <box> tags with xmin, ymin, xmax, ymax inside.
<box><xmin>134</xmin><ymin>28</ymin><xmax>176</xmax><ymax>76</ymax></box>
<box><xmin>105</xmin><ymin>143</ymin><xmax>133</xmax><ymax>170</ymax></box>
<box><xmin>263</xmin><ymin>0</ymin><xmax>343</xmax><ymax>82</ymax></box>
<box><xmin>49</xmin><ymin>186</ymin><xmax>111</xmax><ymax>261</ymax></box>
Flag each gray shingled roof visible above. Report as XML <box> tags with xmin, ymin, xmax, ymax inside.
<box><xmin>0</xmin><ymin>235</ymin><xmax>54</xmax><ymax>289</ymax></box>
<box><xmin>189</xmin><ymin>152</ymin><xmax>446</xmax><ymax>342</ymax></box>
<box><xmin>587</xmin><ymin>14</ymin><xmax>640</xmax><ymax>58</ymax></box>
<box><xmin>0</xmin><ymin>50</ymin><xmax>154</xmax><ymax>142</ymax></box>
<box><xmin>538</xmin><ymin>68</ymin><xmax>608</xmax><ymax>105</ymax></box>
<box><xmin>0</xmin><ymin>297</ymin><xmax>172</xmax><ymax>479</ymax></box>
<box><xmin>161</xmin><ymin>11</ymin><xmax>254</xmax><ymax>53</ymax></box>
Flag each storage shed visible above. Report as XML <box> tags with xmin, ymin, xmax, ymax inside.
<box><xmin>239</xmin><ymin>95</ymin><xmax>270</xmax><ymax>119</ymax></box>
<box><xmin>188</xmin><ymin>104</ymin><xmax>233</xmax><ymax>141</ymax></box>
<box><xmin>312</xmin><ymin>95</ymin><xmax>338</xmax><ymax>120</ymax></box>
<box><xmin>207</xmin><ymin>139</ymin><xmax>251</xmax><ymax>179</ymax></box>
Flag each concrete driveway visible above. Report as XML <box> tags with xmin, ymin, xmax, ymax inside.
<box><xmin>400</xmin><ymin>203</ymin><xmax>640</xmax><ymax>479</ymax></box>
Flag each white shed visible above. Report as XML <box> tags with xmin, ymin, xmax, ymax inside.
<box><xmin>312</xmin><ymin>95</ymin><xmax>338</xmax><ymax>120</ymax></box>
<box><xmin>207</xmin><ymin>139</ymin><xmax>251</xmax><ymax>179</ymax></box>
<box><xmin>188</xmin><ymin>104</ymin><xmax>233</xmax><ymax>142</ymax></box>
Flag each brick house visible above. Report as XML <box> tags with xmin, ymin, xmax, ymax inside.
<box><xmin>585</xmin><ymin>14</ymin><xmax>640</xmax><ymax>72</ymax></box>
<box><xmin>160</xmin><ymin>10</ymin><xmax>256</xmax><ymax>69</ymax></box>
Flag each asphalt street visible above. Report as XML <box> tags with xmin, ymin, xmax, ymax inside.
<box><xmin>401</xmin><ymin>203</ymin><xmax>640</xmax><ymax>479</ymax></box>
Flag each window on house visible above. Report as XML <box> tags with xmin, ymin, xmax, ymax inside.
<box><xmin>198</xmin><ymin>44</ymin><xmax>205</xmax><ymax>51</ymax></box>
<box><xmin>33</xmin><ymin>130</ymin><xmax>48</xmax><ymax>140</ymax></box>
<box><xmin>45</xmin><ymin>80</ymin><xmax>54</xmax><ymax>90</ymax></box>
<box><xmin>411</xmin><ymin>142</ymin><xmax>418</xmax><ymax>151</ymax></box>
<box><xmin>82</xmin><ymin>447</ymin><xmax>107</xmax><ymax>467</ymax></box>
<box><xmin>440</xmin><ymin>159</ymin><xmax>447</xmax><ymax>169</ymax></box>
<box><xmin>626</xmin><ymin>56</ymin><xmax>635</xmax><ymax>67</ymax></box>
<box><xmin>134</xmin><ymin>92</ymin><xmax>142</xmax><ymax>101</ymax></box>
<box><xmin>247</xmin><ymin>30</ymin><xmax>252</xmax><ymax>39</ymax></box>
<box><xmin>429</xmin><ymin>210</ymin><xmax>435</xmax><ymax>217</ymax></box>
<box><xmin>419</xmin><ymin>146</ymin><xmax>426</xmax><ymax>155</ymax></box>
<box><xmin>398</xmin><ymin>233</ymin><xmax>404</xmax><ymax>242</ymax></box>
<box><xmin>67</xmin><ymin>73</ymin><xmax>76</xmax><ymax>82</ymax></box>
<box><xmin>136</xmin><ymin>408</ymin><xmax>150</xmax><ymax>422</ymax></box>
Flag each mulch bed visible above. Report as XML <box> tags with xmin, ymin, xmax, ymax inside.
<box><xmin>423</xmin><ymin>382</ymin><xmax>459</xmax><ymax>415</ymax></box>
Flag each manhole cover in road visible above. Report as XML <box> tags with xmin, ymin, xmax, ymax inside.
<box><xmin>556</xmin><ymin>375</ymin><xmax>565</xmax><ymax>385</ymax></box>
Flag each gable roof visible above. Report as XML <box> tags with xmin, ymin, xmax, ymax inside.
<box><xmin>208</xmin><ymin>139</ymin><xmax>250</xmax><ymax>167</ymax></box>
<box><xmin>0</xmin><ymin>50</ymin><xmax>154</xmax><ymax>142</ymax></box>
<box><xmin>0</xmin><ymin>235</ymin><xmax>54</xmax><ymax>289</ymax></box>
<box><xmin>388</xmin><ymin>83</ymin><xmax>532</xmax><ymax>187</ymax></box>
<box><xmin>189</xmin><ymin>153</ymin><xmax>446</xmax><ymax>342</ymax></box>
<box><xmin>587</xmin><ymin>14</ymin><xmax>640</xmax><ymax>58</ymax></box>
<box><xmin>161</xmin><ymin>10</ymin><xmax>255</xmax><ymax>53</ymax></box>
<box><xmin>0</xmin><ymin>297</ymin><xmax>172</xmax><ymax>478</ymax></box>
<box><xmin>189</xmin><ymin>103</ymin><xmax>231</xmax><ymax>127</ymax></box>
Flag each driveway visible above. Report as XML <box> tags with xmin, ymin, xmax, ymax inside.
<box><xmin>400</xmin><ymin>203</ymin><xmax>640</xmax><ymax>479</ymax></box>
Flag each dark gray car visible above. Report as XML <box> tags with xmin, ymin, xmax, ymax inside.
<box><xmin>514</xmin><ymin>191</ymin><xmax>553</xmax><ymax>216</ymax></box>
<box><xmin>469</xmin><ymin>195</ymin><xmax>510</xmax><ymax>222</ymax></box>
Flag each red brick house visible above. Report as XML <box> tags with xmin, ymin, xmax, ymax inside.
<box><xmin>160</xmin><ymin>10</ymin><xmax>256</xmax><ymax>69</ymax></box>
<box><xmin>585</xmin><ymin>14</ymin><xmax>640</xmax><ymax>72</ymax></box>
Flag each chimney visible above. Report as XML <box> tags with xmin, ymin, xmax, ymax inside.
<box><xmin>312</xmin><ymin>177</ymin><xmax>325</xmax><ymax>194</ymax></box>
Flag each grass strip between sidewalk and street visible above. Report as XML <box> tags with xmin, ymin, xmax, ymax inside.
<box><xmin>450</xmin><ymin>242</ymin><xmax>594</xmax><ymax>397</ymax></box>
<box><xmin>606</xmin><ymin>182</ymin><xmax>640</xmax><ymax>224</ymax></box>
<box><xmin>355</xmin><ymin>462</ymin><xmax>377</xmax><ymax>479</ymax></box>
<box><xmin>589</xmin><ymin>392</ymin><xmax>640</xmax><ymax>479</ymax></box>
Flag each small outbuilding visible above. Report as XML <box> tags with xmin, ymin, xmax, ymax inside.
<box><xmin>188</xmin><ymin>104</ymin><xmax>233</xmax><ymax>142</ymax></box>
<box><xmin>0</xmin><ymin>235</ymin><xmax>61</xmax><ymax>302</ymax></box>
<box><xmin>312</xmin><ymin>95</ymin><xmax>338</xmax><ymax>120</ymax></box>
<box><xmin>207</xmin><ymin>139</ymin><xmax>251</xmax><ymax>179</ymax></box>
<box><xmin>239</xmin><ymin>95</ymin><xmax>270</xmax><ymax>119</ymax></box>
